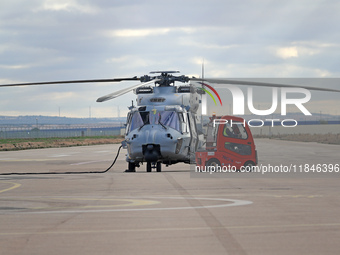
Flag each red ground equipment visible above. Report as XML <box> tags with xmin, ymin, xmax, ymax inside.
<box><xmin>196</xmin><ymin>115</ymin><xmax>257</xmax><ymax>170</ymax></box>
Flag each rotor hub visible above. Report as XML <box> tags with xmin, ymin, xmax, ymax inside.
<box><xmin>140</xmin><ymin>71</ymin><xmax>190</xmax><ymax>87</ymax></box>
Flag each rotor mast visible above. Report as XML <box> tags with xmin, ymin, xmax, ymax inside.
<box><xmin>141</xmin><ymin>71</ymin><xmax>190</xmax><ymax>87</ymax></box>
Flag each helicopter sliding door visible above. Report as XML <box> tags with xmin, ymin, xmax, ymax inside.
<box><xmin>187</xmin><ymin>113</ymin><xmax>198</xmax><ymax>158</ymax></box>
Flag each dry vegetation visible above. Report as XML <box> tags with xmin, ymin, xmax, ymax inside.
<box><xmin>254</xmin><ymin>133</ymin><xmax>340</xmax><ymax>145</ymax></box>
<box><xmin>0</xmin><ymin>136</ymin><xmax>124</xmax><ymax>151</ymax></box>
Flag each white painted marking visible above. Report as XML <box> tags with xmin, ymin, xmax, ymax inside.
<box><xmin>70</xmin><ymin>160</ymin><xmax>111</xmax><ymax>166</ymax></box>
<box><xmin>94</xmin><ymin>151</ymin><xmax>110</xmax><ymax>153</ymax></box>
<box><xmin>5</xmin><ymin>197</ymin><xmax>253</xmax><ymax>215</ymax></box>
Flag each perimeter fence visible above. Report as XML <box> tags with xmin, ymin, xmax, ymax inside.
<box><xmin>0</xmin><ymin>124</ymin><xmax>125</xmax><ymax>139</ymax></box>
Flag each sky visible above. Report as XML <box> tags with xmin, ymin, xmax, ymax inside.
<box><xmin>0</xmin><ymin>0</ymin><xmax>339</xmax><ymax>118</ymax></box>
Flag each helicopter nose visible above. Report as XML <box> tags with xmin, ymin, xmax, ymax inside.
<box><xmin>143</xmin><ymin>144</ymin><xmax>161</xmax><ymax>162</ymax></box>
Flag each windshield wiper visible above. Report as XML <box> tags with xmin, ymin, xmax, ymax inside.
<box><xmin>158</xmin><ymin>115</ymin><xmax>167</xmax><ymax>130</ymax></box>
<box><xmin>139</xmin><ymin>114</ymin><xmax>149</xmax><ymax>131</ymax></box>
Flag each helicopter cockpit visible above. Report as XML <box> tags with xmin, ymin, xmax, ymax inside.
<box><xmin>127</xmin><ymin>106</ymin><xmax>189</xmax><ymax>134</ymax></box>
<box><xmin>128</xmin><ymin>110</ymin><xmax>180</xmax><ymax>132</ymax></box>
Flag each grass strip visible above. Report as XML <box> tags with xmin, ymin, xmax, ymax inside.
<box><xmin>0</xmin><ymin>136</ymin><xmax>124</xmax><ymax>151</ymax></box>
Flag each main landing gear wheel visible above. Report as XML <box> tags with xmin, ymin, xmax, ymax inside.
<box><xmin>147</xmin><ymin>162</ymin><xmax>152</xmax><ymax>172</ymax></box>
<box><xmin>126</xmin><ymin>162</ymin><xmax>136</xmax><ymax>172</ymax></box>
<box><xmin>156</xmin><ymin>162</ymin><xmax>161</xmax><ymax>172</ymax></box>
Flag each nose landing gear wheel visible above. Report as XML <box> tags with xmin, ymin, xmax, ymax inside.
<box><xmin>146</xmin><ymin>162</ymin><xmax>162</xmax><ymax>172</ymax></box>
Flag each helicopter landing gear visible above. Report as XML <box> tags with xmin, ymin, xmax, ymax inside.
<box><xmin>125</xmin><ymin>162</ymin><xmax>136</xmax><ymax>172</ymax></box>
<box><xmin>146</xmin><ymin>162</ymin><xmax>152</xmax><ymax>172</ymax></box>
<box><xmin>146</xmin><ymin>162</ymin><xmax>162</xmax><ymax>172</ymax></box>
<box><xmin>156</xmin><ymin>162</ymin><xmax>161</xmax><ymax>172</ymax></box>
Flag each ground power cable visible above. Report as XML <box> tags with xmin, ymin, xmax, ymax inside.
<box><xmin>0</xmin><ymin>145</ymin><xmax>123</xmax><ymax>176</ymax></box>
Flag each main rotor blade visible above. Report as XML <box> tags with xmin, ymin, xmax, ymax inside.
<box><xmin>191</xmin><ymin>78</ymin><xmax>340</xmax><ymax>93</ymax></box>
<box><xmin>96</xmin><ymin>79</ymin><xmax>160</xmax><ymax>102</ymax></box>
<box><xmin>0</xmin><ymin>77</ymin><xmax>139</xmax><ymax>87</ymax></box>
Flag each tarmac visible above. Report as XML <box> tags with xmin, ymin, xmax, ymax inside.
<box><xmin>0</xmin><ymin>138</ymin><xmax>339</xmax><ymax>255</ymax></box>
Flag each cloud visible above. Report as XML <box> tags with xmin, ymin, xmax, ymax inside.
<box><xmin>35</xmin><ymin>0</ymin><xmax>99</xmax><ymax>14</ymax></box>
<box><xmin>0</xmin><ymin>64</ymin><xmax>31</xmax><ymax>70</ymax></box>
<box><xmin>0</xmin><ymin>0</ymin><xmax>339</xmax><ymax>117</ymax></box>
<box><xmin>276</xmin><ymin>47</ymin><xmax>299</xmax><ymax>59</ymax></box>
<box><xmin>274</xmin><ymin>41</ymin><xmax>338</xmax><ymax>59</ymax></box>
<box><xmin>108</xmin><ymin>28</ymin><xmax>171</xmax><ymax>38</ymax></box>
<box><xmin>103</xmin><ymin>26</ymin><xmax>197</xmax><ymax>39</ymax></box>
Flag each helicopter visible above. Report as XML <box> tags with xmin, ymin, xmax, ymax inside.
<box><xmin>98</xmin><ymin>71</ymin><xmax>203</xmax><ymax>172</ymax></box>
<box><xmin>1</xmin><ymin>71</ymin><xmax>340</xmax><ymax>172</ymax></box>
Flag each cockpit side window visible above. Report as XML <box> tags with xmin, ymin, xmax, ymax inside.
<box><xmin>125</xmin><ymin>112</ymin><xmax>132</xmax><ymax>134</ymax></box>
<box><xmin>128</xmin><ymin>112</ymin><xmax>144</xmax><ymax>132</ymax></box>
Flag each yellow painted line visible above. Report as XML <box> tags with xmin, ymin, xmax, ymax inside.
<box><xmin>1</xmin><ymin>222</ymin><xmax>340</xmax><ymax>236</ymax></box>
<box><xmin>0</xmin><ymin>182</ymin><xmax>21</xmax><ymax>194</ymax></box>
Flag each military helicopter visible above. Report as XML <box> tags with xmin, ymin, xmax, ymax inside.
<box><xmin>1</xmin><ymin>71</ymin><xmax>340</xmax><ymax>172</ymax></box>
<box><xmin>112</xmin><ymin>71</ymin><xmax>202</xmax><ymax>172</ymax></box>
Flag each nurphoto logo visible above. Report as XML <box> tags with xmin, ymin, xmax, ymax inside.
<box><xmin>201</xmin><ymin>84</ymin><xmax>312</xmax><ymax>127</ymax></box>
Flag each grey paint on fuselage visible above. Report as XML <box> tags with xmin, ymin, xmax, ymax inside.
<box><xmin>124</xmin><ymin>84</ymin><xmax>200</xmax><ymax>167</ymax></box>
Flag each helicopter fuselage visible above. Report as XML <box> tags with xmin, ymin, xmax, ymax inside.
<box><xmin>124</xmin><ymin>85</ymin><xmax>200</xmax><ymax>171</ymax></box>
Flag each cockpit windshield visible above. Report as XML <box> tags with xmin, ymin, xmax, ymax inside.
<box><xmin>128</xmin><ymin>110</ymin><xmax>181</xmax><ymax>132</ymax></box>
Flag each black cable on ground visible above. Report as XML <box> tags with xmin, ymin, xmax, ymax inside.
<box><xmin>0</xmin><ymin>145</ymin><xmax>123</xmax><ymax>176</ymax></box>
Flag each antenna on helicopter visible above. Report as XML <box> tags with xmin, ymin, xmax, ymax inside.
<box><xmin>128</xmin><ymin>100</ymin><xmax>134</xmax><ymax>110</ymax></box>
